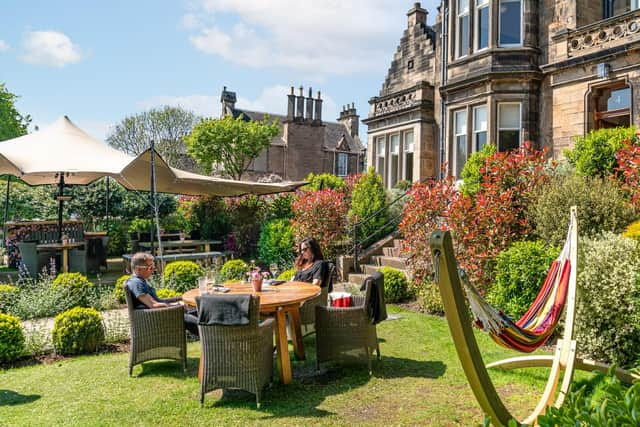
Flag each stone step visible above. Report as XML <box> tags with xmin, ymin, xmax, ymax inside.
<box><xmin>362</xmin><ymin>264</ymin><xmax>380</xmax><ymax>275</ymax></box>
<box><xmin>393</xmin><ymin>238</ymin><xmax>404</xmax><ymax>248</ymax></box>
<box><xmin>372</xmin><ymin>255</ymin><xmax>408</xmax><ymax>270</ymax></box>
<box><xmin>346</xmin><ymin>273</ymin><xmax>369</xmax><ymax>286</ymax></box>
<box><xmin>382</xmin><ymin>246</ymin><xmax>400</xmax><ymax>257</ymax></box>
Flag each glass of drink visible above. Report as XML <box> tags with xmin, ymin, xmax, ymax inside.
<box><xmin>198</xmin><ymin>276</ymin><xmax>208</xmax><ymax>295</ymax></box>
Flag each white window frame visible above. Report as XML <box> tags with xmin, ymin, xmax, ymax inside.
<box><xmin>336</xmin><ymin>152</ymin><xmax>348</xmax><ymax>177</ymax></box>
<box><xmin>389</xmin><ymin>133</ymin><xmax>400</xmax><ymax>188</ymax></box>
<box><xmin>472</xmin><ymin>105</ymin><xmax>487</xmax><ymax>152</ymax></box>
<box><xmin>475</xmin><ymin>0</ymin><xmax>490</xmax><ymax>51</ymax></box>
<box><xmin>456</xmin><ymin>0</ymin><xmax>470</xmax><ymax>58</ymax></box>
<box><xmin>403</xmin><ymin>130</ymin><xmax>414</xmax><ymax>182</ymax></box>
<box><xmin>634</xmin><ymin>0</ymin><xmax>640</xmax><ymax>11</ymax></box>
<box><xmin>497</xmin><ymin>102</ymin><xmax>521</xmax><ymax>151</ymax></box>
<box><xmin>498</xmin><ymin>0</ymin><xmax>522</xmax><ymax>47</ymax></box>
<box><xmin>376</xmin><ymin>136</ymin><xmax>386</xmax><ymax>181</ymax></box>
<box><xmin>454</xmin><ymin>109</ymin><xmax>468</xmax><ymax>178</ymax></box>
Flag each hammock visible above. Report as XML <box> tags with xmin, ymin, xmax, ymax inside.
<box><xmin>459</xmin><ymin>216</ymin><xmax>574</xmax><ymax>353</ymax></box>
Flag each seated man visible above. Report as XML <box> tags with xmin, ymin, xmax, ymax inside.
<box><xmin>125</xmin><ymin>252</ymin><xmax>199</xmax><ymax>337</ymax></box>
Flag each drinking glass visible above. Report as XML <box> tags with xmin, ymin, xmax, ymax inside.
<box><xmin>198</xmin><ymin>276</ymin><xmax>208</xmax><ymax>295</ymax></box>
<box><xmin>269</xmin><ymin>263</ymin><xmax>278</xmax><ymax>279</ymax></box>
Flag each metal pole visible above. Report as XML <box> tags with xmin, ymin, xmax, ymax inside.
<box><xmin>149</xmin><ymin>141</ymin><xmax>164</xmax><ymax>274</ymax></box>
<box><xmin>57</xmin><ymin>173</ymin><xmax>65</xmax><ymax>243</ymax></box>
<box><xmin>2</xmin><ymin>176</ymin><xmax>11</xmax><ymax>248</ymax></box>
<box><xmin>353</xmin><ymin>224</ymin><xmax>359</xmax><ymax>273</ymax></box>
<box><xmin>105</xmin><ymin>177</ymin><xmax>110</xmax><ymax>231</ymax></box>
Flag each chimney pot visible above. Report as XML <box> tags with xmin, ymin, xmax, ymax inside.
<box><xmin>317</xmin><ymin>91</ymin><xmax>321</xmax><ymax>99</ymax></box>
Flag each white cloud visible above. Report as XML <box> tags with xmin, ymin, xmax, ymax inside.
<box><xmin>183</xmin><ymin>0</ymin><xmax>439</xmax><ymax>76</ymax></box>
<box><xmin>138</xmin><ymin>94</ymin><xmax>220</xmax><ymax>118</ymax></box>
<box><xmin>21</xmin><ymin>31</ymin><xmax>82</xmax><ymax>67</ymax></box>
<box><xmin>0</xmin><ymin>40</ymin><xmax>9</xmax><ymax>52</ymax></box>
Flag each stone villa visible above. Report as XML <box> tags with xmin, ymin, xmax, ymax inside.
<box><xmin>220</xmin><ymin>87</ymin><xmax>365</xmax><ymax>182</ymax></box>
<box><xmin>364</xmin><ymin>1</ymin><xmax>640</xmax><ymax>188</ymax></box>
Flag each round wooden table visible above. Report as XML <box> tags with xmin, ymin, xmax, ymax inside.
<box><xmin>182</xmin><ymin>281</ymin><xmax>320</xmax><ymax>384</ymax></box>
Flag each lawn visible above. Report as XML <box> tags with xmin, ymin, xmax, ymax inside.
<box><xmin>0</xmin><ymin>306</ymin><xmax>597</xmax><ymax>426</ymax></box>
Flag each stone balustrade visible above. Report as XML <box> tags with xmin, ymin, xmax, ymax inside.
<box><xmin>566</xmin><ymin>9</ymin><xmax>640</xmax><ymax>57</ymax></box>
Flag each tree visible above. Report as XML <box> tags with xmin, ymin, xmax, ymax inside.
<box><xmin>185</xmin><ymin>114</ymin><xmax>280</xmax><ymax>180</ymax></box>
<box><xmin>106</xmin><ymin>106</ymin><xmax>200</xmax><ymax>171</ymax></box>
<box><xmin>0</xmin><ymin>83</ymin><xmax>31</xmax><ymax>141</ymax></box>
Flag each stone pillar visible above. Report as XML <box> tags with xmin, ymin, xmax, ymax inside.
<box><xmin>407</xmin><ymin>2</ymin><xmax>427</xmax><ymax>28</ymax></box>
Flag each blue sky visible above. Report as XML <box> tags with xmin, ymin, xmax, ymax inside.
<box><xmin>0</xmin><ymin>0</ymin><xmax>439</xmax><ymax>142</ymax></box>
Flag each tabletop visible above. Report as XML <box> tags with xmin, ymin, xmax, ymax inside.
<box><xmin>182</xmin><ymin>281</ymin><xmax>320</xmax><ymax>312</ymax></box>
<box><xmin>139</xmin><ymin>239</ymin><xmax>221</xmax><ymax>248</ymax></box>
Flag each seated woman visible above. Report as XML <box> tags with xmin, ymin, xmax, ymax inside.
<box><xmin>293</xmin><ymin>237</ymin><xmax>326</xmax><ymax>286</ymax></box>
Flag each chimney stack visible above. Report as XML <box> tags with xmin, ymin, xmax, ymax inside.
<box><xmin>407</xmin><ymin>2</ymin><xmax>427</xmax><ymax>28</ymax></box>
<box><xmin>287</xmin><ymin>86</ymin><xmax>295</xmax><ymax>121</ymax></box>
<box><xmin>220</xmin><ymin>86</ymin><xmax>237</xmax><ymax>118</ymax></box>
<box><xmin>314</xmin><ymin>91</ymin><xmax>323</xmax><ymax>123</ymax></box>
<box><xmin>295</xmin><ymin>86</ymin><xmax>304</xmax><ymax>120</ymax></box>
<box><xmin>305</xmin><ymin>87</ymin><xmax>314</xmax><ymax>121</ymax></box>
<box><xmin>338</xmin><ymin>102</ymin><xmax>359</xmax><ymax>137</ymax></box>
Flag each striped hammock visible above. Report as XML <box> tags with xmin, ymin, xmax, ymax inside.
<box><xmin>459</xmin><ymin>216</ymin><xmax>574</xmax><ymax>353</ymax></box>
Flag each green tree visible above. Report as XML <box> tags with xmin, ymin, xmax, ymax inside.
<box><xmin>106</xmin><ymin>106</ymin><xmax>200</xmax><ymax>171</ymax></box>
<box><xmin>0</xmin><ymin>83</ymin><xmax>31</xmax><ymax>141</ymax></box>
<box><xmin>185</xmin><ymin>115</ymin><xmax>280</xmax><ymax>180</ymax></box>
<box><xmin>565</xmin><ymin>126</ymin><xmax>638</xmax><ymax>177</ymax></box>
<box><xmin>348</xmin><ymin>167</ymin><xmax>388</xmax><ymax>243</ymax></box>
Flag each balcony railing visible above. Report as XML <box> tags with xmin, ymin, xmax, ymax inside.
<box><xmin>566</xmin><ymin>9</ymin><xmax>640</xmax><ymax>57</ymax></box>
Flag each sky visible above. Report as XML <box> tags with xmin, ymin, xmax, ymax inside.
<box><xmin>0</xmin><ymin>0</ymin><xmax>439</xmax><ymax>144</ymax></box>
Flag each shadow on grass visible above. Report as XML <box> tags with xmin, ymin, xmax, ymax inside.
<box><xmin>375</xmin><ymin>356</ymin><xmax>446</xmax><ymax>379</ymax></box>
<box><xmin>131</xmin><ymin>356</ymin><xmax>201</xmax><ymax>378</ymax></box>
<box><xmin>0</xmin><ymin>390</ymin><xmax>41</xmax><ymax>406</ymax></box>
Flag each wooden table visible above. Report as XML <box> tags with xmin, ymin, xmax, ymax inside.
<box><xmin>182</xmin><ymin>281</ymin><xmax>320</xmax><ymax>384</ymax></box>
<box><xmin>36</xmin><ymin>241</ymin><xmax>85</xmax><ymax>273</ymax></box>
<box><xmin>139</xmin><ymin>239</ymin><xmax>221</xmax><ymax>254</ymax></box>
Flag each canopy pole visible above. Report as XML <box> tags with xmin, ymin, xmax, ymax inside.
<box><xmin>150</xmin><ymin>140</ymin><xmax>164</xmax><ymax>276</ymax></box>
<box><xmin>105</xmin><ymin>177</ymin><xmax>110</xmax><ymax>231</ymax></box>
<box><xmin>2</xmin><ymin>176</ymin><xmax>11</xmax><ymax>248</ymax></box>
<box><xmin>57</xmin><ymin>173</ymin><xmax>65</xmax><ymax>243</ymax></box>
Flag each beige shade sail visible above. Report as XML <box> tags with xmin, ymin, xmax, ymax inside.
<box><xmin>0</xmin><ymin>115</ymin><xmax>304</xmax><ymax>196</ymax></box>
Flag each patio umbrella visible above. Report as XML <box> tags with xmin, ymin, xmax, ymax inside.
<box><xmin>0</xmin><ymin>116</ymin><xmax>304</xmax><ymax>242</ymax></box>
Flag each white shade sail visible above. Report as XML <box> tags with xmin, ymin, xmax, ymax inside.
<box><xmin>0</xmin><ymin>116</ymin><xmax>304</xmax><ymax>196</ymax></box>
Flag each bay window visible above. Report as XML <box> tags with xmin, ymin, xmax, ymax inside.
<box><xmin>499</xmin><ymin>0</ymin><xmax>521</xmax><ymax>46</ymax></box>
<box><xmin>476</xmin><ymin>0</ymin><xmax>489</xmax><ymax>50</ymax></box>
<box><xmin>457</xmin><ymin>0</ymin><xmax>470</xmax><ymax>58</ymax></box>
<box><xmin>498</xmin><ymin>102</ymin><xmax>521</xmax><ymax>152</ymax></box>
<box><xmin>454</xmin><ymin>110</ymin><xmax>468</xmax><ymax>177</ymax></box>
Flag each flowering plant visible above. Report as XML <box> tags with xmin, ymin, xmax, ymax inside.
<box><xmin>247</xmin><ymin>268</ymin><xmax>270</xmax><ymax>281</ymax></box>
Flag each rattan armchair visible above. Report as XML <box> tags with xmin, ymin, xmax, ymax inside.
<box><xmin>315</xmin><ymin>272</ymin><xmax>384</xmax><ymax>374</ymax></box>
<box><xmin>124</xmin><ymin>285</ymin><xmax>187</xmax><ymax>375</ymax></box>
<box><xmin>196</xmin><ymin>295</ymin><xmax>274</xmax><ymax>408</ymax></box>
<box><xmin>299</xmin><ymin>262</ymin><xmax>335</xmax><ymax>336</ymax></box>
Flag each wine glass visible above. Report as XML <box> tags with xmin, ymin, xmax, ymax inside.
<box><xmin>269</xmin><ymin>263</ymin><xmax>279</xmax><ymax>279</ymax></box>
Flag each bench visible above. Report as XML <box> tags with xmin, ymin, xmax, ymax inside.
<box><xmin>122</xmin><ymin>251</ymin><xmax>226</xmax><ymax>273</ymax></box>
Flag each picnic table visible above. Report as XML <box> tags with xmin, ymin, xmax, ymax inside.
<box><xmin>122</xmin><ymin>251</ymin><xmax>225</xmax><ymax>273</ymax></box>
<box><xmin>138</xmin><ymin>239</ymin><xmax>221</xmax><ymax>254</ymax></box>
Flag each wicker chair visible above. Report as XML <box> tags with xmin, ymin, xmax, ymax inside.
<box><xmin>196</xmin><ymin>295</ymin><xmax>274</xmax><ymax>408</ymax></box>
<box><xmin>315</xmin><ymin>272</ymin><xmax>384</xmax><ymax>374</ymax></box>
<box><xmin>123</xmin><ymin>285</ymin><xmax>187</xmax><ymax>375</ymax></box>
<box><xmin>298</xmin><ymin>262</ymin><xmax>335</xmax><ymax>336</ymax></box>
<box><xmin>16</xmin><ymin>242</ymin><xmax>55</xmax><ymax>277</ymax></box>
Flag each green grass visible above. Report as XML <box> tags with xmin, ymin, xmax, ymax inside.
<box><xmin>0</xmin><ymin>306</ymin><xmax>598</xmax><ymax>426</ymax></box>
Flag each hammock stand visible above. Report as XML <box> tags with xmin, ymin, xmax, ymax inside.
<box><xmin>429</xmin><ymin>207</ymin><xmax>640</xmax><ymax>426</ymax></box>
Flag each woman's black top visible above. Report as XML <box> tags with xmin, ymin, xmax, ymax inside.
<box><xmin>293</xmin><ymin>260</ymin><xmax>325</xmax><ymax>285</ymax></box>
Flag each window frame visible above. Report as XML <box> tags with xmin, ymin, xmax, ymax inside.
<box><xmin>376</xmin><ymin>135</ymin><xmax>386</xmax><ymax>183</ymax></box>
<box><xmin>498</xmin><ymin>0</ymin><xmax>522</xmax><ymax>47</ymax></box>
<box><xmin>475</xmin><ymin>0</ymin><xmax>490</xmax><ymax>51</ymax></box>
<box><xmin>453</xmin><ymin>109</ymin><xmax>468</xmax><ymax>178</ymax></box>
<box><xmin>388</xmin><ymin>133</ymin><xmax>401</xmax><ymax>188</ymax></box>
<box><xmin>497</xmin><ymin>102</ymin><xmax>521</xmax><ymax>152</ymax></box>
<box><xmin>472</xmin><ymin>105</ymin><xmax>488</xmax><ymax>152</ymax></box>
<box><xmin>336</xmin><ymin>152</ymin><xmax>348</xmax><ymax>177</ymax></box>
<box><xmin>403</xmin><ymin>130</ymin><xmax>414</xmax><ymax>182</ymax></box>
<box><xmin>456</xmin><ymin>0</ymin><xmax>470</xmax><ymax>58</ymax></box>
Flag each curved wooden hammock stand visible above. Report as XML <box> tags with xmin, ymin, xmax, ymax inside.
<box><xmin>429</xmin><ymin>207</ymin><xmax>640</xmax><ymax>426</ymax></box>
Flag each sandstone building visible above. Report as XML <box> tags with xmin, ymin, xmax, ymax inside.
<box><xmin>365</xmin><ymin>1</ymin><xmax>640</xmax><ymax>187</ymax></box>
<box><xmin>220</xmin><ymin>86</ymin><xmax>365</xmax><ymax>182</ymax></box>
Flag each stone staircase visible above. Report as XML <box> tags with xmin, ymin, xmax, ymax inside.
<box><xmin>345</xmin><ymin>236</ymin><xmax>411</xmax><ymax>286</ymax></box>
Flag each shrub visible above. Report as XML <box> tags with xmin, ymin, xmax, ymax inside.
<box><xmin>128</xmin><ymin>218</ymin><xmax>152</xmax><ymax>233</ymax></box>
<box><xmin>486</xmin><ymin>241</ymin><xmax>559</xmax><ymax>320</ymax></box>
<box><xmin>291</xmin><ymin>188</ymin><xmax>349</xmax><ymax>261</ymax></box>
<box><xmin>219</xmin><ymin>259</ymin><xmax>249</xmax><ymax>282</ymax></box>
<box><xmin>52</xmin><ymin>307</ymin><xmax>105</xmax><ymax>355</ymax></box>
<box><xmin>537</xmin><ymin>370</ymin><xmax>640</xmax><ymax>426</ymax></box>
<box><xmin>188</xmin><ymin>196</ymin><xmax>231</xmax><ymax>240</ymax></box>
<box><xmin>258</xmin><ymin>218</ymin><xmax>295</xmax><ymax>267</ymax></box>
<box><xmin>415</xmin><ymin>281</ymin><xmax>444</xmax><ymax>316</ymax></box>
<box><xmin>277</xmin><ymin>267</ymin><xmax>296</xmax><ymax>281</ymax></box>
<box><xmin>615</xmin><ymin>138</ymin><xmax>640</xmax><ymax>209</ymax></box>
<box><xmin>162</xmin><ymin>261</ymin><xmax>204</xmax><ymax>293</ymax></box>
<box><xmin>459</xmin><ymin>143</ymin><xmax>497</xmax><ymax>196</ymax></box>
<box><xmin>0</xmin><ymin>313</ymin><xmax>25</xmax><ymax>363</ymax></box>
<box><xmin>264</xmin><ymin>193</ymin><xmax>294</xmax><ymax>220</ymax></box>
<box><xmin>302</xmin><ymin>172</ymin><xmax>345</xmax><ymax>191</ymax></box>
<box><xmin>529</xmin><ymin>174</ymin><xmax>636</xmax><ymax>247</ymax></box>
<box><xmin>52</xmin><ymin>272</ymin><xmax>95</xmax><ymax>309</ymax></box>
<box><xmin>103</xmin><ymin>219</ymin><xmax>129</xmax><ymax>256</ymax></box>
<box><xmin>575</xmin><ymin>232</ymin><xmax>640</xmax><ymax>366</ymax></box>
<box><xmin>379</xmin><ymin>266</ymin><xmax>410</xmax><ymax>303</ymax></box>
<box><xmin>8</xmin><ymin>276</ymin><xmax>68</xmax><ymax>319</ymax></box>
<box><xmin>224</xmin><ymin>194</ymin><xmax>267</xmax><ymax>258</ymax></box>
<box><xmin>565</xmin><ymin>126</ymin><xmax>637</xmax><ymax>177</ymax></box>
<box><xmin>0</xmin><ymin>284</ymin><xmax>18</xmax><ymax>313</ymax></box>
<box><xmin>348</xmin><ymin>167</ymin><xmax>388</xmax><ymax>244</ymax></box>
<box><xmin>156</xmin><ymin>288</ymin><xmax>182</xmax><ymax>299</ymax></box>
<box><xmin>113</xmin><ymin>275</ymin><xmax>130</xmax><ymax>303</ymax></box>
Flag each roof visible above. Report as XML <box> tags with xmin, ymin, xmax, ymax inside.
<box><xmin>231</xmin><ymin>108</ymin><xmax>365</xmax><ymax>153</ymax></box>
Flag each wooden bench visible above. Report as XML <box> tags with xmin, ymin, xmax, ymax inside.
<box><xmin>122</xmin><ymin>251</ymin><xmax>226</xmax><ymax>273</ymax></box>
